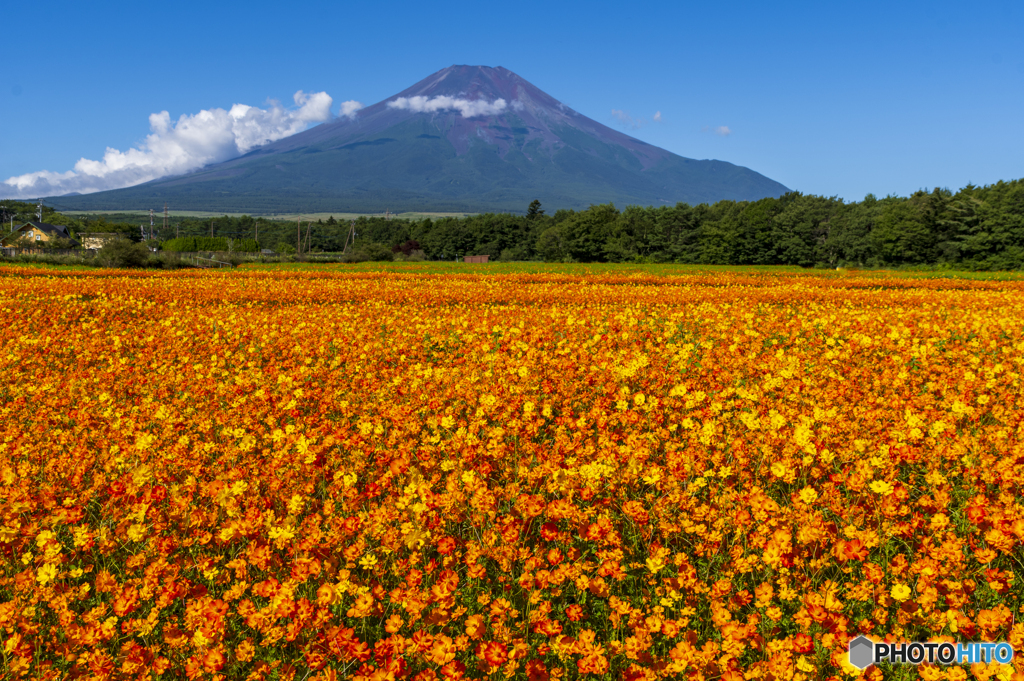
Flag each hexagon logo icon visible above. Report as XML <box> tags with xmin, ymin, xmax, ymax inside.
<box><xmin>849</xmin><ymin>636</ymin><xmax>874</xmax><ymax>670</ymax></box>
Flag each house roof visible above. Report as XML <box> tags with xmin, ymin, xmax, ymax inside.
<box><xmin>20</xmin><ymin>221</ymin><xmax>72</xmax><ymax>237</ymax></box>
<box><xmin>1</xmin><ymin>221</ymin><xmax>80</xmax><ymax>247</ymax></box>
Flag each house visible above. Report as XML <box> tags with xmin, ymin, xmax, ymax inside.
<box><xmin>463</xmin><ymin>255</ymin><xmax>490</xmax><ymax>263</ymax></box>
<box><xmin>79</xmin><ymin>232</ymin><xmax>123</xmax><ymax>250</ymax></box>
<box><xmin>0</xmin><ymin>221</ymin><xmax>80</xmax><ymax>247</ymax></box>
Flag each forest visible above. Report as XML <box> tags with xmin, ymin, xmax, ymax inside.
<box><xmin>2</xmin><ymin>178</ymin><xmax>1022</xmax><ymax>269</ymax></box>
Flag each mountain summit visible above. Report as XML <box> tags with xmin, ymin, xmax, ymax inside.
<box><xmin>53</xmin><ymin>65</ymin><xmax>789</xmax><ymax>213</ymax></box>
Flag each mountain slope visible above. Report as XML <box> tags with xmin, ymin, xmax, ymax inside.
<box><xmin>52</xmin><ymin>66</ymin><xmax>790</xmax><ymax>213</ymax></box>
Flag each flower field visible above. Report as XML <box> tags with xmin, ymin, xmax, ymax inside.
<box><xmin>2</xmin><ymin>264</ymin><xmax>1023</xmax><ymax>680</ymax></box>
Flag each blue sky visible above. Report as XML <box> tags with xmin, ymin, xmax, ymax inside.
<box><xmin>1</xmin><ymin>0</ymin><xmax>1021</xmax><ymax>202</ymax></box>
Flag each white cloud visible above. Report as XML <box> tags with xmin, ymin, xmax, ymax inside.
<box><xmin>387</xmin><ymin>95</ymin><xmax>507</xmax><ymax>118</ymax></box>
<box><xmin>339</xmin><ymin>100</ymin><xmax>364</xmax><ymax>118</ymax></box>
<box><xmin>611</xmin><ymin>109</ymin><xmax>641</xmax><ymax>129</ymax></box>
<box><xmin>611</xmin><ymin>109</ymin><xmax>664</xmax><ymax>130</ymax></box>
<box><xmin>703</xmin><ymin>125</ymin><xmax>732</xmax><ymax>137</ymax></box>
<box><xmin>1</xmin><ymin>90</ymin><xmax>334</xmax><ymax>199</ymax></box>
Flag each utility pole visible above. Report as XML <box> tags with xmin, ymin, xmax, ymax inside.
<box><xmin>343</xmin><ymin>220</ymin><xmax>356</xmax><ymax>254</ymax></box>
<box><xmin>304</xmin><ymin>220</ymin><xmax>312</xmax><ymax>254</ymax></box>
<box><xmin>36</xmin><ymin>199</ymin><xmax>42</xmax><ymax>222</ymax></box>
<box><xmin>149</xmin><ymin>209</ymin><xmax>154</xmax><ymax>241</ymax></box>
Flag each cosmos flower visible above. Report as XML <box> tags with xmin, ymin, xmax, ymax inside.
<box><xmin>2</xmin><ymin>262</ymin><xmax>1021</xmax><ymax>679</ymax></box>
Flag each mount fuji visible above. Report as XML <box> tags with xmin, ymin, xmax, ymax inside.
<box><xmin>52</xmin><ymin>65</ymin><xmax>790</xmax><ymax>213</ymax></box>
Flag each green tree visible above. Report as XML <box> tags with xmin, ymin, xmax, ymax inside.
<box><xmin>660</xmin><ymin>203</ymin><xmax>703</xmax><ymax>263</ymax></box>
<box><xmin>564</xmin><ymin>203</ymin><xmax>619</xmax><ymax>262</ymax></box>
<box><xmin>527</xmin><ymin>200</ymin><xmax>545</xmax><ymax>220</ymax></box>
<box><xmin>98</xmin><ymin>239</ymin><xmax>151</xmax><ymax>268</ymax></box>
<box><xmin>870</xmin><ymin>197</ymin><xmax>934</xmax><ymax>264</ymax></box>
<box><xmin>535</xmin><ymin>224</ymin><xmax>570</xmax><ymax>261</ymax></box>
<box><xmin>604</xmin><ymin>205</ymin><xmax>664</xmax><ymax>262</ymax></box>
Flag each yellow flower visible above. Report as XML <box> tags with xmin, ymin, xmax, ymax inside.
<box><xmin>642</xmin><ymin>469</ymin><xmax>662</xmax><ymax>485</ymax></box>
<box><xmin>890</xmin><ymin>583</ymin><xmax>912</xmax><ymax>601</ymax></box>
<box><xmin>268</xmin><ymin>526</ymin><xmax>295</xmax><ymax>542</ymax></box>
<box><xmin>798</xmin><ymin>487</ymin><xmax>818</xmax><ymax>504</ymax></box>
<box><xmin>193</xmin><ymin>628</ymin><xmax>212</xmax><ymax>648</ymax></box>
<box><xmin>36</xmin><ymin>563</ymin><xmax>58</xmax><ymax>585</ymax></box>
<box><xmin>73</xmin><ymin>527</ymin><xmax>92</xmax><ymax>547</ymax></box>
<box><xmin>869</xmin><ymin>480</ymin><xmax>894</xmax><ymax>496</ymax></box>
<box><xmin>126</xmin><ymin>523</ymin><xmax>147</xmax><ymax>542</ymax></box>
<box><xmin>359</xmin><ymin>553</ymin><xmax>379</xmax><ymax>569</ymax></box>
<box><xmin>770</xmin><ymin>462</ymin><xmax>788</xmax><ymax>478</ymax></box>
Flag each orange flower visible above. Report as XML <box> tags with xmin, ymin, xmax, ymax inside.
<box><xmin>533</xmin><ymin>619</ymin><xmax>563</xmax><ymax>637</ymax></box>
<box><xmin>479</xmin><ymin>641</ymin><xmax>508</xmax><ymax>668</ymax></box>
<box><xmin>565</xmin><ymin>604</ymin><xmax>584</xmax><ymax>622</ymax></box>
<box><xmin>5</xmin><ymin>265</ymin><xmax>1024</xmax><ymax>679</ymax></box>
<box><xmin>410</xmin><ymin>631</ymin><xmax>434</xmax><ymax>654</ymax></box>
<box><xmin>439</xmin><ymin>660</ymin><xmax>466</xmax><ymax>679</ymax></box>
<box><xmin>202</xmin><ymin>648</ymin><xmax>226</xmax><ymax>673</ymax></box>
<box><xmin>835</xmin><ymin>539</ymin><xmax>868</xmax><ymax>562</ymax></box>
<box><xmin>316</xmin><ymin>583</ymin><xmax>336</xmax><ymax>606</ymax></box>
<box><xmin>235</xmin><ymin>638</ymin><xmax>256</xmax><ymax>663</ymax></box>
<box><xmin>464</xmin><ymin>614</ymin><xmax>485</xmax><ymax>640</ymax></box>
<box><xmin>385</xmin><ymin>614</ymin><xmax>404</xmax><ymax>634</ymax></box>
<box><xmin>428</xmin><ymin>635</ymin><xmax>456</xmax><ymax>666</ymax></box>
<box><xmin>526</xmin><ymin>659</ymin><xmax>549</xmax><ymax>681</ymax></box>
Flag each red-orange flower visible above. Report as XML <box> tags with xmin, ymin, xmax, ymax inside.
<box><xmin>565</xmin><ymin>604</ymin><xmax>584</xmax><ymax>622</ymax></box>
<box><xmin>478</xmin><ymin>641</ymin><xmax>508</xmax><ymax>668</ymax></box>
<box><xmin>202</xmin><ymin>648</ymin><xmax>225</xmax><ymax>673</ymax></box>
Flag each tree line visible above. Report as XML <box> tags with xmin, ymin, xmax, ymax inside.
<box><xmin>4</xmin><ymin>178</ymin><xmax>1022</xmax><ymax>268</ymax></box>
<box><xmin>313</xmin><ymin>180</ymin><xmax>1024</xmax><ymax>269</ymax></box>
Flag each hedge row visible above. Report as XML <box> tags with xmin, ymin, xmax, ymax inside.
<box><xmin>160</xmin><ymin>237</ymin><xmax>260</xmax><ymax>252</ymax></box>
